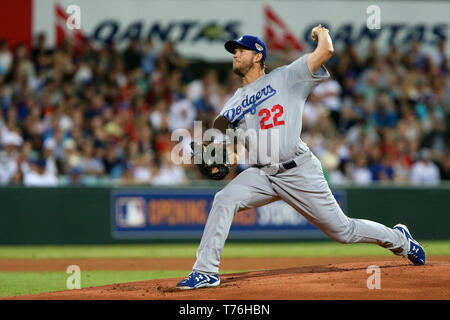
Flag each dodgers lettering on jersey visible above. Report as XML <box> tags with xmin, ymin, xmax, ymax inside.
<box><xmin>223</xmin><ymin>84</ymin><xmax>277</xmax><ymax>127</ymax></box>
<box><xmin>214</xmin><ymin>54</ymin><xmax>330</xmax><ymax>165</ymax></box>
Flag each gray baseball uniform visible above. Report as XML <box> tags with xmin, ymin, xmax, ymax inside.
<box><xmin>192</xmin><ymin>54</ymin><xmax>408</xmax><ymax>274</ymax></box>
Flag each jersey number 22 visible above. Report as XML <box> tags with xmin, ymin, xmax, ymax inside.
<box><xmin>258</xmin><ymin>104</ymin><xmax>285</xmax><ymax>130</ymax></box>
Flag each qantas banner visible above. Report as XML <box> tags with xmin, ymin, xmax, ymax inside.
<box><xmin>30</xmin><ymin>0</ymin><xmax>450</xmax><ymax>60</ymax></box>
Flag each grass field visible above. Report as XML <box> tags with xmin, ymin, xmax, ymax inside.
<box><xmin>1</xmin><ymin>241</ymin><xmax>449</xmax><ymax>298</ymax></box>
<box><xmin>1</xmin><ymin>240</ymin><xmax>449</xmax><ymax>259</ymax></box>
<box><xmin>0</xmin><ymin>270</ymin><xmax>185</xmax><ymax>297</ymax></box>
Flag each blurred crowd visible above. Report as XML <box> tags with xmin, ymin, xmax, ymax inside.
<box><xmin>301</xmin><ymin>40</ymin><xmax>449</xmax><ymax>185</ymax></box>
<box><xmin>0</xmin><ymin>33</ymin><xmax>449</xmax><ymax>186</ymax></box>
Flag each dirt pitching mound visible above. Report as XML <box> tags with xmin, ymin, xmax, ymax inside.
<box><xmin>6</xmin><ymin>258</ymin><xmax>450</xmax><ymax>300</ymax></box>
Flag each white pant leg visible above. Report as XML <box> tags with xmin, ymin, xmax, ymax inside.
<box><xmin>269</xmin><ymin>152</ymin><xmax>408</xmax><ymax>255</ymax></box>
<box><xmin>193</xmin><ymin>167</ymin><xmax>280</xmax><ymax>274</ymax></box>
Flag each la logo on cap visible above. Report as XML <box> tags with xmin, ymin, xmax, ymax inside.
<box><xmin>255</xmin><ymin>43</ymin><xmax>263</xmax><ymax>51</ymax></box>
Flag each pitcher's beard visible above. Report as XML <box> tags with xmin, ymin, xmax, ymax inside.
<box><xmin>233</xmin><ymin>61</ymin><xmax>252</xmax><ymax>77</ymax></box>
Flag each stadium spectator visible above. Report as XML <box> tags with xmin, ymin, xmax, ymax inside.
<box><xmin>169</xmin><ymin>96</ymin><xmax>197</xmax><ymax>131</ymax></box>
<box><xmin>123</xmin><ymin>38</ymin><xmax>142</xmax><ymax>72</ymax></box>
<box><xmin>410</xmin><ymin>149</ymin><xmax>441</xmax><ymax>185</ymax></box>
<box><xmin>132</xmin><ymin>151</ymin><xmax>154</xmax><ymax>183</ymax></box>
<box><xmin>0</xmin><ymin>129</ymin><xmax>22</xmax><ymax>185</ymax></box>
<box><xmin>141</xmin><ymin>39</ymin><xmax>158</xmax><ymax>76</ymax></box>
<box><xmin>439</xmin><ymin>153</ymin><xmax>450</xmax><ymax>180</ymax></box>
<box><xmin>320</xmin><ymin>140</ymin><xmax>348</xmax><ymax>185</ymax></box>
<box><xmin>350</xmin><ymin>153</ymin><xmax>372</xmax><ymax>185</ymax></box>
<box><xmin>303</xmin><ymin>93</ymin><xmax>325</xmax><ymax>130</ymax></box>
<box><xmin>152</xmin><ymin>151</ymin><xmax>187</xmax><ymax>185</ymax></box>
<box><xmin>0</xmin><ymin>40</ymin><xmax>13</xmax><ymax>76</ymax></box>
<box><xmin>22</xmin><ymin>158</ymin><xmax>58</xmax><ymax>187</ymax></box>
<box><xmin>312</xmin><ymin>76</ymin><xmax>342</xmax><ymax>129</ymax></box>
<box><xmin>80</xmin><ymin>139</ymin><xmax>105</xmax><ymax>176</ymax></box>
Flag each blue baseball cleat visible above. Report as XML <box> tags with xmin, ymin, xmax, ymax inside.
<box><xmin>176</xmin><ymin>271</ymin><xmax>220</xmax><ymax>290</ymax></box>
<box><xmin>394</xmin><ymin>224</ymin><xmax>426</xmax><ymax>265</ymax></box>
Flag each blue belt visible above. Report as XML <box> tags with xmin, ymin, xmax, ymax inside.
<box><xmin>279</xmin><ymin>160</ymin><xmax>297</xmax><ymax>171</ymax></box>
<box><xmin>255</xmin><ymin>159</ymin><xmax>297</xmax><ymax>174</ymax></box>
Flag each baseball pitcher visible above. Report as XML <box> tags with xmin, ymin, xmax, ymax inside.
<box><xmin>177</xmin><ymin>25</ymin><xmax>426</xmax><ymax>290</ymax></box>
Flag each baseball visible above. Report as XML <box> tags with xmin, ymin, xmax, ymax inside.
<box><xmin>311</xmin><ymin>24</ymin><xmax>328</xmax><ymax>42</ymax></box>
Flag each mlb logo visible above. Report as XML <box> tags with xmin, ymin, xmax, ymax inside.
<box><xmin>116</xmin><ymin>197</ymin><xmax>147</xmax><ymax>228</ymax></box>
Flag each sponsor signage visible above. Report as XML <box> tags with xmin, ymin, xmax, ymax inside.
<box><xmin>31</xmin><ymin>0</ymin><xmax>450</xmax><ymax>61</ymax></box>
<box><xmin>112</xmin><ymin>188</ymin><xmax>347</xmax><ymax>239</ymax></box>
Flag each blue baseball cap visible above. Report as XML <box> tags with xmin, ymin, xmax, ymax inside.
<box><xmin>225</xmin><ymin>35</ymin><xmax>267</xmax><ymax>60</ymax></box>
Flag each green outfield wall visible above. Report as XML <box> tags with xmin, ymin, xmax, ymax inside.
<box><xmin>0</xmin><ymin>185</ymin><xmax>448</xmax><ymax>244</ymax></box>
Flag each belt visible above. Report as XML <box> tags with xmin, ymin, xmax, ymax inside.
<box><xmin>254</xmin><ymin>159</ymin><xmax>297</xmax><ymax>175</ymax></box>
<box><xmin>254</xmin><ymin>150</ymin><xmax>312</xmax><ymax>175</ymax></box>
<box><xmin>279</xmin><ymin>160</ymin><xmax>297</xmax><ymax>171</ymax></box>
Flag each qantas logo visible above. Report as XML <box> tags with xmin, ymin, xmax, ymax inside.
<box><xmin>264</xmin><ymin>5</ymin><xmax>304</xmax><ymax>52</ymax></box>
<box><xmin>224</xmin><ymin>84</ymin><xmax>277</xmax><ymax>126</ymax></box>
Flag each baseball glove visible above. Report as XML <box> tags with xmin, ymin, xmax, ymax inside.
<box><xmin>190</xmin><ymin>141</ymin><xmax>230</xmax><ymax>180</ymax></box>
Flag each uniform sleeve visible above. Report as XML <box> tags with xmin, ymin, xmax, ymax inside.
<box><xmin>284</xmin><ymin>54</ymin><xmax>330</xmax><ymax>96</ymax></box>
<box><xmin>213</xmin><ymin>114</ymin><xmax>231</xmax><ymax>133</ymax></box>
<box><xmin>212</xmin><ymin>115</ymin><xmax>233</xmax><ymax>144</ymax></box>
<box><xmin>213</xmin><ymin>95</ymin><xmax>237</xmax><ymax>131</ymax></box>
